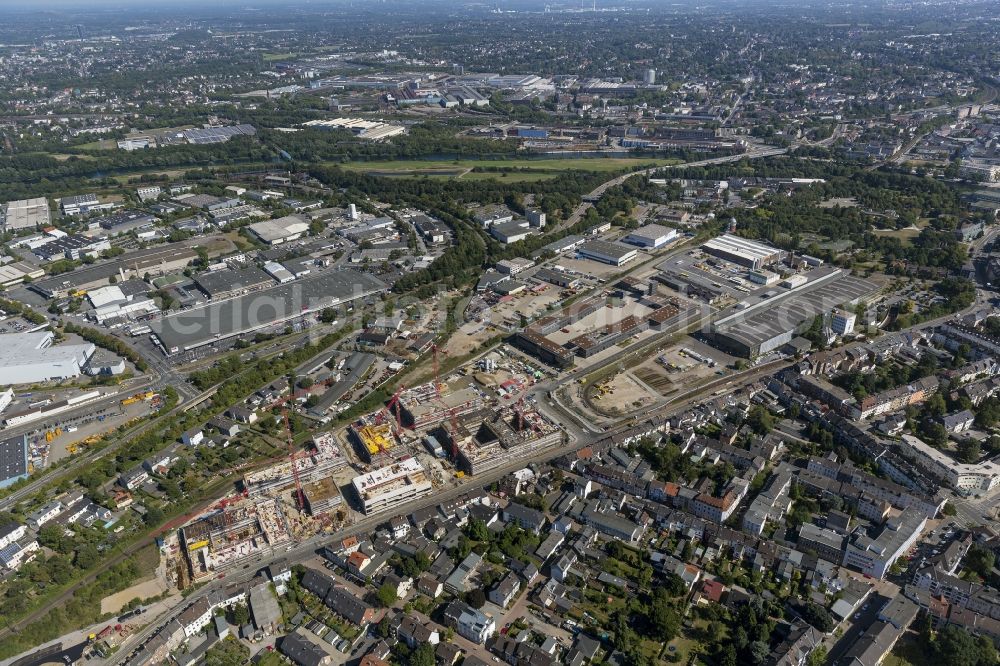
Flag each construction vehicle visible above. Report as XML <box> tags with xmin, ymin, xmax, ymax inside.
<box><xmin>121</xmin><ymin>391</ymin><xmax>156</xmax><ymax>406</ymax></box>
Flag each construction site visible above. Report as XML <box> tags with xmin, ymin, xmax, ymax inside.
<box><xmin>453</xmin><ymin>401</ymin><xmax>565</xmax><ymax>476</ymax></box>
<box><xmin>241</xmin><ymin>432</ymin><xmax>348</xmax><ymax>497</ymax></box>
<box><xmin>343</xmin><ymin>341</ymin><xmax>567</xmax><ymax>484</ymax></box>
<box><xmin>179</xmin><ymin>497</ymin><xmax>291</xmax><ymax>583</ymax></box>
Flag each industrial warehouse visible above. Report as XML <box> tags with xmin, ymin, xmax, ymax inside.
<box><xmin>709</xmin><ymin>266</ymin><xmax>880</xmax><ymax>357</ymax></box>
<box><xmin>701</xmin><ymin>234</ymin><xmax>784</xmax><ymax>270</ymax></box>
<box><xmin>0</xmin><ymin>331</ymin><xmax>96</xmax><ymax>384</ymax></box>
<box><xmin>150</xmin><ymin>269</ymin><xmax>387</xmax><ymax>353</ymax></box>
<box><xmin>513</xmin><ymin>290</ymin><xmax>686</xmax><ymax>368</ymax></box>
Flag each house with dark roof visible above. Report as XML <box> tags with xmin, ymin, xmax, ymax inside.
<box><xmin>281</xmin><ymin>631</ymin><xmax>334</xmax><ymax>666</ymax></box>
<box><xmin>503</xmin><ymin>502</ymin><xmax>546</xmax><ymax>534</ymax></box>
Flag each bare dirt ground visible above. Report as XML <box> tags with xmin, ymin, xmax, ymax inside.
<box><xmin>100</xmin><ymin>578</ymin><xmax>168</xmax><ymax>615</ymax></box>
<box><xmin>590</xmin><ymin>372</ymin><xmax>660</xmax><ymax>416</ymax></box>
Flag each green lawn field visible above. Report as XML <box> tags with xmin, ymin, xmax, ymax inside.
<box><xmin>335</xmin><ymin>156</ymin><xmax>682</xmax><ymax>175</ymax></box>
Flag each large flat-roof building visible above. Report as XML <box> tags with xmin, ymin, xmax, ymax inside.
<box><xmin>457</xmin><ymin>411</ymin><xmax>564</xmax><ymax>476</ymax></box>
<box><xmin>29</xmin><ymin>245</ymin><xmax>199</xmax><ymax>299</ymax></box>
<box><xmin>0</xmin><ymin>332</ymin><xmax>96</xmax><ymax>384</ymax></box>
<box><xmin>247</xmin><ymin>216</ymin><xmax>310</xmax><ymax>245</ymax></box>
<box><xmin>0</xmin><ymin>436</ymin><xmax>29</xmax><ymax>489</ymax></box>
<box><xmin>709</xmin><ymin>267</ymin><xmax>879</xmax><ymax>358</ymax></box>
<box><xmin>0</xmin><ymin>262</ymin><xmax>45</xmax><ymax>288</ymax></box>
<box><xmin>194</xmin><ymin>266</ymin><xmax>274</xmax><ymax>300</ymax></box>
<box><xmin>351</xmin><ymin>457</ymin><xmax>432</xmax><ymax>515</ymax></box>
<box><xmin>577</xmin><ymin>240</ymin><xmax>638</xmax><ymax>266</ymax></box>
<box><xmin>512</xmin><ymin>330</ymin><xmax>576</xmax><ymax>369</ymax></box>
<box><xmin>398</xmin><ymin>381</ymin><xmax>484</xmax><ymax>430</ymax></box>
<box><xmin>702</xmin><ymin>234</ymin><xmax>783</xmax><ymax>270</ymax></box>
<box><xmin>150</xmin><ymin>270</ymin><xmax>386</xmax><ymax>353</ymax></box>
<box><xmin>843</xmin><ymin>508</ymin><xmax>926</xmax><ymax>579</ymax></box>
<box><xmin>2</xmin><ymin>198</ymin><xmax>50</xmax><ymax>230</ymax></box>
<box><xmin>623</xmin><ymin>224</ymin><xmax>678</xmax><ymax>249</ymax></box>
<box><xmin>60</xmin><ymin>193</ymin><xmax>115</xmax><ymax>216</ymax></box>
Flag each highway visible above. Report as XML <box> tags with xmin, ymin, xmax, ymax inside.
<box><xmin>557</xmin><ymin>143</ymin><xmax>786</xmax><ymax>231</ymax></box>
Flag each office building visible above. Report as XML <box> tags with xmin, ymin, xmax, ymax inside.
<box><xmin>60</xmin><ymin>193</ymin><xmax>115</xmax><ymax>216</ymax></box>
<box><xmin>351</xmin><ymin>458</ymin><xmax>433</xmax><ymax>514</ymax></box>
<box><xmin>843</xmin><ymin>508</ymin><xmax>926</xmax><ymax>579</ymax></box>
<box><xmin>832</xmin><ymin>309</ymin><xmax>857</xmax><ymax>336</ymax></box>
<box><xmin>513</xmin><ymin>330</ymin><xmax>576</xmax><ymax>369</ymax></box>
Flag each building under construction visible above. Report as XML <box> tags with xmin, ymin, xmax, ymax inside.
<box><xmin>349</xmin><ymin>423</ymin><xmax>396</xmax><ymax>464</ymax></box>
<box><xmin>302</xmin><ymin>477</ymin><xmax>344</xmax><ymax>516</ymax></box>
<box><xmin>180</xmin><ymin>498</ymin><xmax>291</xmax><ymax>581</ymax></box>
<box><xmin>456</xmin><ymin>405</ymin><xmax>564</xmax><ymax>476</ymax></box>
<box><xmin>396</xmin><ymin>380</ymin><xmax>484</xmax><ymax>430</ymax></box>
<box><xmin>241</xmin><ymin>432</ymin><xmax>347</xmax><ymax>497</ymax></box>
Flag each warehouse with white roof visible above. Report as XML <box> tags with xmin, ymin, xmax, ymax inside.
<box><xmin>247</xmin><ymin>216</ymin><xmax>310</xmax><ymax>245</ymax></box>
<box><xmin>0</xmin><ymin>332</ymin><xmax>96</xmax><ymax>384</ymax></box>
<box><xmin>624</xmin><ymin>224</ymin><xmax>678</xmax><ymax>249</ymax></box>
<box><xmin>702</xmin><ymin>234</ymin><xmax>783</xmax><ymax>270</ymax></box>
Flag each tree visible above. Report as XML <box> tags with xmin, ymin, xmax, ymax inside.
<box><xmin>465</xmin><ymin>587</ymin><xmax>487</xmax><ymax>609</ymax></box>
<box><xmin>376</xmin><ymin>582</ymin><xmax>397</xmax><ymax>608</ymax></box>
<box><xmin>957</xmin><ymin>439</ymin><xmax>982</xmax><ymax>464</ymax></box>
<box><xmin>748</xmin><ymin>640</ymin><xmax>770</xmax><ymax>665</ymax></box>
<box><xmin>746</xmin><ymin>405</ymin><xmax>774</xmax><ymax>435</ymax></box>
<box><xmin>144</xmin><ymin>505</ymin><xmax>164</xmax><ymax>526</ymax></box>
<box><xmin>409</xmin><ymin>643</ymin><xmax>436</xmax><ymax>666</ymax></box>
<box><xmin>806</xmin><ymin>646</ymin><xmax>828</xmax><ymax>666</ymax></box>
<box><xmin>229</xmin><ymin>603</ymin><xmax>251</xmax><ymax>626</ymax></box>
<box><xmin>465</xmin><ymin>518</ymin><xmax>490</xmax><ymax>542</ymax></box>
<box><xmin>965</xmin><ymin>545</ymin><xmax>995</xmax><ymax>579</ymax></box>
<box><xmin>798</xmin><ymin>601</ymin><xmax>834</xmax><ymax>633</ymax></box>
<box><xmin>933</xmin><ymin>624</ymin><xmax>995</xmax><ymax>666</ymax></box>
<box><xmin>74</xmin><ymin>544</ymin><xmax>99</xmax><ymax>570</ymax></box>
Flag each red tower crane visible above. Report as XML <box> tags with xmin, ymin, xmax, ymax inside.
<box><xmin>432</xmin><ymin>343</ymin><xmax>443</xmax><ymax>398</ymax></box>
<box><xmin>428</xmin><ymin>344</ymin><xmax>461</xmax><ymax>459</ymax></box>
<box><xmin>282</xmin><ymin>407</ymin><xmax>305</xmax><ymax>511</ymax></box>
<box><xmin>380</xmin><ymin>384</ymin><xmax>407</xmax><ymax>437</ymax></box>
<box><xmin>514</xmin><ymin>396</ymin><xmax>526</xmax><ymax>431</ymax></box>
<box><xmin>261</xmin><ymin>376</ymin><xmax>318</xmax><ymax>512</ymax></box>
<box><xmin>448</xmin><ymin>407</ymin><xmax>461</xmax><ymax>460</ymax></box>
